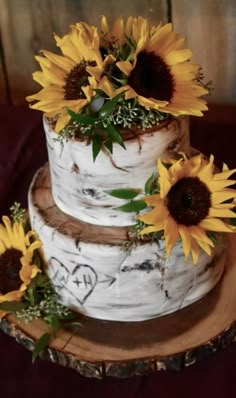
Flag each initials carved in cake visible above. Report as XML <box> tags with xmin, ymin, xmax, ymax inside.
<box><xmin>49</xmin><ymin>258</ymin><xmax>97</xmax><ymax>304</ymax></box>
<box><xmin>49</xmin><ymin>257</ymin><xmax>116</xmax><ymax>305</ymax></box>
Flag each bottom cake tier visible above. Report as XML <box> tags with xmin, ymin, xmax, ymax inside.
<box><xmin>28</xmin><ymin>164</ymin><xmax>226</xmax><ymax>322</ymax></box>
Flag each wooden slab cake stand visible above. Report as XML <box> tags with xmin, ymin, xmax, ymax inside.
<box><xmin>1</xmin><ymin>234</ymin><xmax>236</xmax><ymax>379</ymax></box>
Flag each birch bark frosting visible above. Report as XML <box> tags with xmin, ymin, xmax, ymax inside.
<box><xmin>28</xmin><ymin>165</ymin><xmax>225</xmax><ymax>321</ymax></box>
<box><xmin>45</xmin><ymin>116</ymin><xmax>189</xmax><ymax>226</ymax></box>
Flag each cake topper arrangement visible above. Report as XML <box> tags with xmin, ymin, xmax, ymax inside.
<box><xmin>27</xmin><ymin>16</ymin><xmax>209</xmax><ymax>159</ymax></box>
<box><xmin>0</xmin><ymin>16</ymin><xmax>236</xmax><ymax>366</ymax></box>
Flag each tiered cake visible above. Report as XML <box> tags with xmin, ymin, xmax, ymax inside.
<box><xmin>21</xmin><ymin>17</ymin><xmax>236</xmax><ymax>323</ymax></box>
<box><xmin>28</xmin><ymin>115</ymin><xmax>227</xmax><ymax>321</ymax></box>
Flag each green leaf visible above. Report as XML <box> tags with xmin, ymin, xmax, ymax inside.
<box><xmin>81</xmin><ymin>129</ymin><xmax>93</xmax><ymax>137</ymax></box>
<box><xmin>144</xmin><ymin>173</ymin><xmax>155</xmax><ymax>195</ymax></box>
<box><xmin>32</xmin><ymin>332</ymin><xmax>51</xmax><ymax>363</ymax></box>
<box><xmin>0</xmin><ymin>301</ymin><xmax>27</xmax><ymax>312</ymax></box>
<box><xmin>92</xmin><ymin>88</ymin><xmax>107</xmax><ymax>97</ymax></box>
<box><xmin>207</xmin><ymin>232</ymin><xmax>217</xmax><ymax>244</ymax></box>
<box><xmin>106</xmin><ymin>188</ymin><xmax>142</xmax><ymax>199</ymax></box>
<box><xmin>99</xmin><ymin>91</ymin><xmax>125</xmax><ymax>119</ymax></box>
<box><xmin>67</xmin><ymin>321</ymin><xmax>83</xmax><ymax>327</ymax></box>
<box><xmin>58</xmin><ymin>311</ymin><xmax>77</xmax><ymax>321</ymax></box>
<box><xmin>67</xmin><ymin>108</ymin><xmax>96</xmax><ymax>125</ymax></box>
<box><xmin>44</xmin><ymin>314</ymin><xmax>61</xmax><ymax>331</ymax></box>
<box><xmin>105</xmin><ymin>124</ymin><xmax>126</xmax><ymax>149</ymax></box>
<box><xmin>144</xmin><ymin>173</ymin><xmax>160</xmax><ymax>195</ymax></box>
<box><xmin>105</xmin><ymin>138</ymin><xmax>113</xmax><ymax>153</ymax></box>
<box><xmin>92</xmin><ymin>134</ymin><xmax>102</xmax><ymax>161</ymax></box>
<box><xmin>230</xmin><ymin>217</ymin><xmax>236</xmax><ymax>227</ymax></box>
<box><xmin>115</xmin><ymin>200</ymin><xmax>147</xmax><ymax>212</ymax></box>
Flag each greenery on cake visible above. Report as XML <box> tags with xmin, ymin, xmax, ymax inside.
<box><xmin>27</xmin><ymin>16</ymin><xmax>208</xmax><ymax>160</ymax></box>
<box><xmin>0</xmin><ymin>204</ymin><xmax>80</xmax><ymax>360</ymax></box>
<box><xmin>109</xmin><ymin>153</ymin><xmax>236</xmax><ymax>264</ymax></box>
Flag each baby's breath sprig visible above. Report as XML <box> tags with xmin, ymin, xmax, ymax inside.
<box><xmin>59</xmin><ymin>92</ymin><xmax>169</xmax><ymax>160</ymax></box>
<box><xmin>10</xmin><ymin>202</ymin><xmax>26</xmax><ymax>223</ymax></box>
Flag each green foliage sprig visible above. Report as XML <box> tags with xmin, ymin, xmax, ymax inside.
<box><xmin>0</xmin><ymin>272</ymin><xmax>80</xmax><ymax>361</ymax></box>
<box><xmin>1</xmin><ymin>204</ymin><xmax>81</xmax><ymax>361</ymax></box>
<box><xmin>107</xmin><ymin>172</ymin><xmax>163</xmax><ymax>249</ymax></box>
<box><xmin>59</xmin><ymin>91</ymin><xmax>168</xmax><ymax>161</ymax></box>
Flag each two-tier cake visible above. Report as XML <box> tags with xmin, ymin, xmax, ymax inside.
<box><xmin>0</xmin><ymin>17</ymin><xmax>236</xmax><ymax>330</ymax></box>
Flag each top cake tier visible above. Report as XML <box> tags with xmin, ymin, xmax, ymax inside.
<box><xmin>45</xmin><ymin>116</ymin><xmax>189</xmax><ymax>226</ymax></box>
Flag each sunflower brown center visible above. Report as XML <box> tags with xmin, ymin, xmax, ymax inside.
<box><xmin>128</xmin><ymin>51</ymin><xmax>174</xmax><ymax>101</ymax></box>
<box><xmin>0</xmin><ymin>248</ymin><xmax>22</xmax><ymax>294</ymax></box>
<box><xmin>64</xmin><ymin>61</ymin><xmax>96</xmax><ymax>100</ymax></box>
<box><xmin>166</xmin><ymin>177</ymin><xmax>211</xmax><ymax>226</ymax></box>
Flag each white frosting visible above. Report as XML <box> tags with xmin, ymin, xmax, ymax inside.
<box><xmin>44</xmin><ymin>117</ymin><xmax>189</xmax><ymax>226</ymax></box>
<box><xmin>29</xmin><ymin>180</ymin><xmax>225</xmax><ymax>322</ymax></box>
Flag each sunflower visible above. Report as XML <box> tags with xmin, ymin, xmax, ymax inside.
<box><xmin>100</xmin><ymin>15</ymin><xmax>125</xmax><ymax>45</ymax></box>
<box><xmin>0</xmin><ymin>216</ymin><xmax>41</xmax><ymax>318</ymax></box>
<box><xmin>98</xmin><ymin>17</ymin><xmax>208</xmax><ymax>117</ymax></box>
<box><xmin>138</xmin><ymin>154</ymin><xmax>236</xmax><ymax>264</ymax></box>
<box><xmin>26</xmin><ymin>22</ymin><xmax>111</xmax><ymax>133</ymax></box>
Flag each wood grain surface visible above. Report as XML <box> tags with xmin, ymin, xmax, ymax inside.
<box><xmin>0</xmin><ymin>234</ymin><xmax>235</xmax><ymax>378</ymax></box>
<box><xmin>172</xmin><ymin>0</ymin><xmax>236</xmax><ymax>104</ymax></box>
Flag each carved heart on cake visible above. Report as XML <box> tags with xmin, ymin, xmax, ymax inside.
<box><xmin>71</xmin><ymin>264</ymin><xmax>98</xmax><ymax>304</ymax></box>
<box><xmin>49</xmin><ymin>258</ymin><xmax>98</xmax><ymax>305</ymax></box>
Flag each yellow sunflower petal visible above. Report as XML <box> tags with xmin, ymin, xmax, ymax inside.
<box><xmin>139</xmin><ymin>225</ymin><xmax>163</xmax><ymax>235</ymax></box>
<box><xmin>164</xmin><ymin>49</ymin><xmax>192</xmax><ymax>66</ymax></box>
<box><xmin>211</xmin><ymin>189</ymin><xmax>236</xmax><ymax>205</ymax></box>
<box><xmin>189</xmin><ymin>238</ymin><xmax>200</xmax><ymax>264</ymax></box>
<box><xmin>208</xmin><ymin>208</ymin><xmax>236</xmax><ymax>218</ymax></box>
<box><xmin>148</xmin><ymin>22</ymin><xmax>173</xmax><ymax>52</ymax></box>
<box><xmin>32</xmin><ymin>71</ymin><xmax>50</xmax><ymax>88</ymax></box>
<box><xmin>178</xmin><ymin>225</ymin><xmax>191</xmax><ymax>260</ymax></box>
<box><xmin>2</xmin><ymin>216</ymin><xmax>14</xmax><ymax>244</ymax></box>
<box><xmin>116</xmin><ymin>61</ymin><xmax>133</xmax><ymax>76</ymax></box>
<box><xmin>12</xmin><ymin>222</ymin><xmax>26</xmax><ymax>253</ymax></box>
<box><xmin>169</xmin><ymin>157</ymin><xmax>186</xmax><ymax>183</ymax></box>
<box><xmin>0</xmin><ymin>225</ymin><xmax>11</xmax><ymax>249</ymax></box>
<box><xmin>0</xmin><ymin>290</ymin><xmax>23</xmax><ymax>302</ymax></box>
<box><xmin>188</xmin><ymin>225</ymin><xmax>214</xmax><ymax>247</ymax></box>
<box><xmin>137</xmin><ymin>95</ymin><xmax>168</xmax><ymax>110</ymax></box>
<box><xmin>138</xmin><ymin>207</ymin><xmax>166</xmax><ymax>227</ymax></box>
<box><xmin>54</xmin><ymin>33</ymin><xmax>81</xmax><ymax>63</ymax></box>
<box><xmin>55</xmin><ymin>111</ymin><xmax>71</xmax><ymax>133</ymax></box>
<box><xmin>0</xmin><ymin>240</ymin><xmax>6</xmax><ymax>254</ymax></box>
<box><xmin>209</xmin><ymin>179</ymin><xmax>236</xmax><ymax>192</ymax></box>
<box><xmin>197</xmin><ymin>154</ymin><xmax>214</xmax><ymax>184</ymax></box>
<box><xmin>0</xmin><ymin>310</ymin><xmax>8</xmax><ymax>319</ymax></box>
<box><xmin>28</xmin><ymin>240</ymin><xmax>42</xmax><ymax>252</ymax></box>
<box><xmin>164</xmin><ymin>216</ymin><xmax>179</xmax><ymax>257</ymax></box>
<box><xmin>213</xmin><ymin>202</ymin><xmax>236</xmax><ymax>210</ymax></box>
<box><xmin>143</xmin><ymin>194</ymin><xmax>162</xmax><ymax>207</ymax></box>
<box><xmin>194</xmin><ymin>238</ymin><xmax>212</xmax><ymax>256</ymax></box>
<box><xmin>200</xmin><ymin>218</ymin><xmax>234</xmax><ymax>233</ymax></box>
<box><xmin>41</xmin><ymin>50</ymin><xmax>75</xmax><ymax>72</ymax></box>
<box><xmin>213</xmin><ymin>168</ymin><xmax>236</xmax><ymax>180</ymax></box>
<box><xmin>100</xmin><ymin>15</ymin><xmax>109</xmax><ymax>34</ymax></box>
<box><xmin>20</xmin><ymin>260</ymin><xmax>40</xmax><ymax>285</ymax></box>
<box><xmin>158</xmin><ymin>159</ymin><xmax>172</xmax><ymax>198</ymax></box>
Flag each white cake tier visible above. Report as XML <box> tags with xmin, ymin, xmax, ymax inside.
<box><xmin>28</xmin><ymin>165</ymin><xmax>225</xmax><ymax>322</ymax></box>
<box><xmin>44</xmin><ymin>116</ymin><xmax>190</xmax><ymax>226</ymax></box>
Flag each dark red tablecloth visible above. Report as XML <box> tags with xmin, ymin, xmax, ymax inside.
<box><xmin>0</xmin><ymin>104</ymin><xmax>236</xmax><ymax>398</ymax></box>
